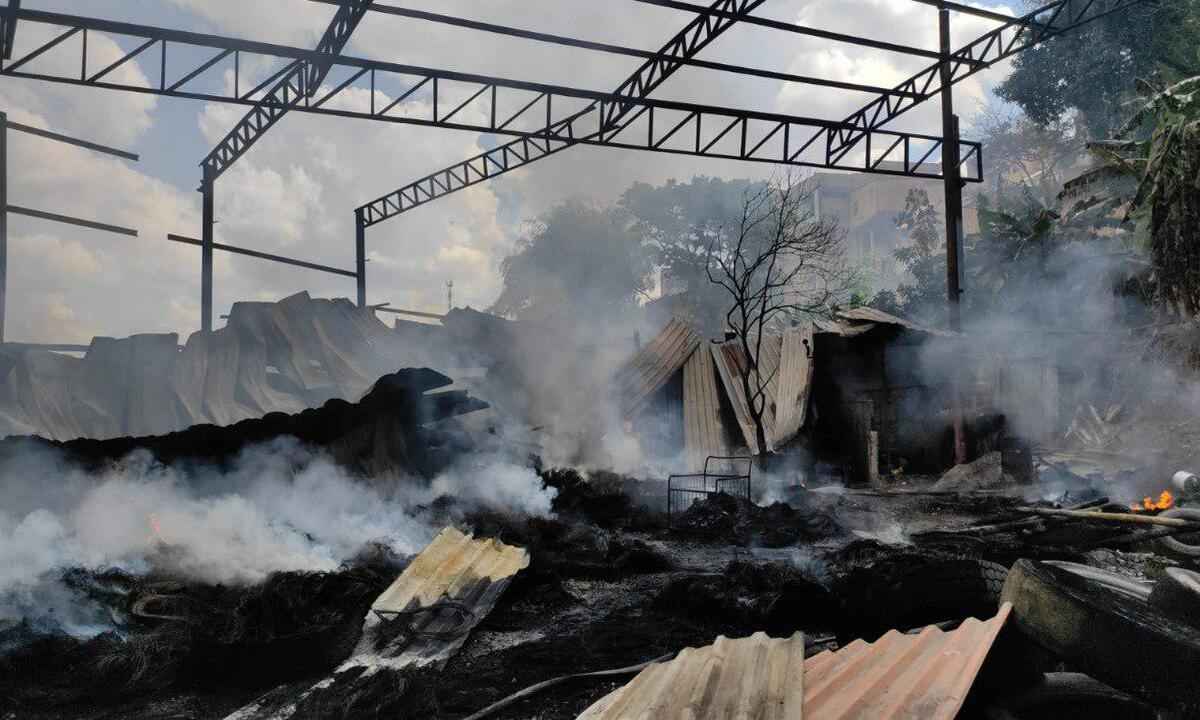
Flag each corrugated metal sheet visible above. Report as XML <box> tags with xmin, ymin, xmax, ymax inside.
<box><xmin>615</xmin><ymin>317</ymin><xmax>702</xmax><ymax>418</ymax></box>
<box><xmin>813</xmin><ymin>317</ymin><xmax>878</xmax><ymax>337</ymax></box>
<box><xmin>577</xmin><ymin>632</ymin><xmax>807</xmax><ymax>720</ymax></box>
<box><xmin>772</xmin><ymin>324</ymin><xmax>815</xmax><ymax>448</ymax></box>
<box><xmin>577</xmin><ymin>606</ymin><xmax>1009</xmax><ymax>720</ymax></box>
<box><xmin>356</xmin><ymin>526</ymin><xmax>530</xmax><ymax>670</ymax></box>
<box><xmin>711</xmin><ymin>335</ymin><xmax>781</xmax><ymax>454</ymax></box>
<box><xmin>225</xmin><ymin>528</ymin><xmax>529</xmax><ymax>720</ymax></box>
<box><xmin>682</xmin><ymin>340</ymin><xmax>727</xmax><ymax>471</ymax></box>
<box><xmin>835</xmin><ymin>306</ymin><xmax>954</xmax><ymax>337</ymax></box>
<box><xmin>802</xmin><ymin>602</ymin><xmax>1011</xmax><ymax>719</ymax></box>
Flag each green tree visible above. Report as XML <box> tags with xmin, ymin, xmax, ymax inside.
<box><xmin>490</xmin><ymin>201</ymin><xmax>652</xmax><ymax>323</ymax></box>
<box><xmin>974</xmin><ymin>103</ymin><xmax>1082</xmax><ymax>207</ymax></box>
<box><xmin>619</xmin><ymin>177</ymin><xmax>764</xmax><ymax>330</ymax></box>
<box><xmin>997</xmin><ymin>0</ymin><xmax>1199</xmax><ymax>138</ymax></box>
<box><xmin>874</xmin><ymin>189</ymin><xmax>946</xmax><ymax>324</ymax></box>
<box><xmin>1092</xmin><ymin>76</ymin><xmax>1200</xmax><ymax>315</ymax></box>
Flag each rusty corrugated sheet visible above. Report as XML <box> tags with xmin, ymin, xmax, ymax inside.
<box><xmin>682</xmin><ymin>340</ymin><xmax>727</xmax><ymax>470</ymax></box>
<box><xmin>615</xmin><ymin>317</ymin><xmax>702</xmax><ymax>419</ymax></box>
<box><xmin>802</xmin><ymin>602</ymin><xmax>1011</xmax><ymax>719</ymax></box>
<box><xmin>710</xmin><ymin>335</ymin><xmax>781</xmax><ymax>454</ymax></box>
<box><xmin>772</xmin><ymin>324</ymin><xmax>815</xmax><ymax>448</ymax></box>
<box><xmin>577</xmin><ymin>632</ymin><xmax>806</xmax><ymax>720</ymax></box>
<box><xmin>577</xmin><ymin>606</ymin><xmax>1009</xmax><ymax>720</ymax></box>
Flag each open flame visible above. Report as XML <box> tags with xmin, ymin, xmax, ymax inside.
<box><xmin>1130</xmin><ymin>490</ymin><xmax>1174</xmax><ymax>513</ymax></box>
<box><xmin>147</xmin><ymin>513</ymin><xmax>164</xmax><ymax>543</ymax></box>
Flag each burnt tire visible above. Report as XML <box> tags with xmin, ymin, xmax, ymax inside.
<box><xmin>992</xmin><ymin>672</ymin><xmax>1156</xmax><ymax>720</ymax></box>
<box><xmin>1148</xmin><ymin>567</ymin><xmax>1200</xmax><ymax>629</ymax></box>
<box><xmin>1001</xmin><ymin>559</ymin><xmax>1200</xmax><ymax>714</ymax></box>
<box><xmin>1157</xmin><ymin>508</ymin><xmax>1200</xmax><ymax>557</ymax></box>
<box><xmin>1042</xmin><ymin>561</ymin><xmax>1152</xmax><ymax>601</ymax></box>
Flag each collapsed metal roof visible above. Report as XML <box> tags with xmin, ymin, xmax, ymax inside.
<box><xmin>835</xmin><ymin>306</ymin><xmax>955</xmax><ymax>337</ymax></box>
<box><xmin>615</xmin><ymin>317</ymin><xmax>703</xmax><ymax>418</ymax></box>
<box><xmin>711</xmin><ymin>334</ymin><xmax>782</xmax><ymax>454</ymax></box>
<box><xmin>621</xmin><ymin>316</ymin><xmax>819</xmax><ymax>459</ymax></box>
<box><xmin>682</xmin><ymin>339</ymin><xmax>729</xmax><ymax>469</ymax></box>
<box><xmin>773</xmin><ymin>324</ymin><xmax>815</xmax><ymax>448</ymax></box>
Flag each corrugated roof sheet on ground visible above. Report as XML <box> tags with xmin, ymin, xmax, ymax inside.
<box><xmin>577</xmin><ymin>632</ymin><xmax>806</xmax><ymax>720</ymax></box>
<box><xmin>803</xmin><ymin>602</ymin><xmax>1011</xmax><ymax>719</ymax></box>
<box><xmin>360</xmin><ymin>526</ymin><xmax>529</xmax><ymax>669</ymax></box>
<box><xmin>614</xmin><ymin>317</ymin><xmax>702</xmax><ymax>418</ymax></box>
<box><xmin>576</xmin><ymin>605</ymin><xmax>1010</xmax><ymax>720</ymax></box>
<box><xmin>225</xmin><ymin>527</ymin><xmax>529</xmax><ymax>720</ymax></box>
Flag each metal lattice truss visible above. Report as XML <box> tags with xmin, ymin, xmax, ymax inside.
<box><xmin>1</xmin><ymin>7</ymin><xmax>978</xmax><ymax>192</ymax></box>
<box><xmin>0</xmin><ymin>0</ymin><xmax>1154</xmax><ymax>332</ymax></box>
<box><xmin>201</xmin><ymin>0</ymin><xmax>372</xmax><ymax>184</ymax></box>
<box><xmin>359</xmin><ymin>0</ymin><xmax>1145</xmax><ymax>228</ymax></box>
<box><xmin>359</xmin><ymin>124</ymin><xmax>978</xmax><ymax>227</ymax></box>
<box><xmin>826</xmin><ymin>0</ymin><xmax>1150</xmax><ymax>160</ymax></box>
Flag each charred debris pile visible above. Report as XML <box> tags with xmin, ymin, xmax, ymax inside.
<box><xmin>0</xmin><ymin>366</ymin><xmax>488</xmax><ymax>479</ymax></box>
<box><xmin>9</xmin><ymin>451</ymin><xmax>1200</xmax><ymax>717</ymax></box>
<box><xmin>9</xmin><ymin>307</ymin><xmax>1200</xmax><ymax>718</ymax></box>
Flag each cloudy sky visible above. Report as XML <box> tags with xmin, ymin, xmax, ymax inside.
<box><xmin>0</xmin><ymin>0</ymin><xmax>1021</xmax><ymax>343</ymax></box>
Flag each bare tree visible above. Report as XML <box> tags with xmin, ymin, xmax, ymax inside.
<box><xmin>707</xmin><ymin>172</ymin><xmax>851</xmax><ymax>457</ymax></box>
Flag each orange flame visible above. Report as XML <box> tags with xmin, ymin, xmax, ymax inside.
<box><xmin>1130</xmin><ymin>490</ymin><xmax>1174</xmax><ymax>512</ymax></box>
<box><xmin>147</xmin><ymin>513</ymin><xmax>163</xmax><ymax>543</ymax></box>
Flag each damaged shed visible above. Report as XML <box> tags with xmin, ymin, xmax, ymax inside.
<box><xmin>614</xmin><ymin>308</ymin><xmax>975</xmax><ymax>482</ymax></box>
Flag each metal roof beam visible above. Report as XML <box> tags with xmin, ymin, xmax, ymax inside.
<box><xmin>199</xmin><ymin>0</ymin><xmax>371</xmax><ymax>184</ymax></box>
<box><xmin>309</xmin><ymin>0</ymin><xmax>920</xmax><ymax>99</ymax></box>
<box><xmin>825</xmin><ymin>0</ymin><xmax>1151</xmax><ymax>158</ymax></box>
<box><xmin>7</xmin><ymin>120</ymin><xmax>138</xmax><ymax>161</ymax></box>
<box><xmin>350</xmin><ymin>0</ymin><xmax>767</xmax><ymax>228</ymax></box>
<box><xmin>167</xmin><ymin>233</ymin><xmax>357</xmax><ymax>277</ymax></box>
<box><xmin>628</xmin><ymin>0</ymin><xmax>976</xmax><ymax>62</ymax></box>
<box><xmin>8</xmin><ymin>204</ymin><xmax>138</xmax><ymax>236</ymax></box>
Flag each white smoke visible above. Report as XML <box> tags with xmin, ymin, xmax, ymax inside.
<box><xmin>0</xmin><ymin>438</ymin><xmax>556</xmax><ymax>636</ymax></box>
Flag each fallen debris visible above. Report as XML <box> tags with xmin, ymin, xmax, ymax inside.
<box><xmin>1002</xmin><ymin>559</ymin><xmax>1200</xmax><ymax>714</ymax></box>
<box><xmin>0</xmin><ymin>368</ymin><xmax>488</xmax><ymax>478</ymax></box>
<box><xmin>225</xmin><ymin>528</ymin><xmax>529</xmax><ymax>719</ymax></box>
<box><xmin>932</xmin><ymin>451</ymin><xmax>1007</xmax><ymax>492</ymax></box>
<box><xmin>1016</xmin><ymin>506</ymin><xmax>1200</xmax><ymax>529</ymax></box>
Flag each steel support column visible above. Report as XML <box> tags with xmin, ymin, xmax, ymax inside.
<box><xmin>355</xmin><ymin>209</ymin><xmax>366</xmax><ymax>308</ymax></box>
<box><xmin>0</xmin><ymin>112</ymin><xmax>7</xmax><ymax>344</ymax></box>
<box><xmin>201</xmin><ymin>167</ymin><xmax>214</xmax><ymax>333</ymax></box>
<box><xmin>939</xmin><ymin>6</ymin><xmax>966</xmax><ymax>465</ymax></box>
